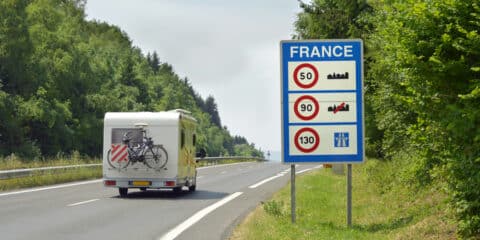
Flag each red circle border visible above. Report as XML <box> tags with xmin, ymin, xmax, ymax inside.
<box><xmin>294</xmin><ymin>127</ymin><xmax>320</xmax><ymax>153</ymax></box>
<box><xmin>293</xmin><ymin>95</ymin><xmax>319</xmax><ymax>121</ymax></box>
<box><xmin>293</xmin><ymin>63</ymin><xmax>319</xmax><ymax>89</ymax></box>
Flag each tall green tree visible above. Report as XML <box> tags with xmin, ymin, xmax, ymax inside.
<box><xmin>369</xmin><ymin>1</ymin><xmax>480</xmax><ymax>237</ymax></box>
<box><xmin>294</xmin><ymin>0</ymin><xmax>371</xmax><ymax>39</ymax></box>
<box><xmin>204</xmin><ymin>95</ymin><xmax>222</xmax><ymax>128</ymax></box>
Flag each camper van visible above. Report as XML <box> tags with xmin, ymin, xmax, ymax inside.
<box><xmin>103</xmin><ymin>109</ymin><xmax>199</xmax><ymax>197</ymax></box>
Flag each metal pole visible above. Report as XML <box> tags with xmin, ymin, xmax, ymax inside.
<box><xmin>347</xmin><ymin>164</ymin><xmax>352</xmax><ymax>227</ymax></box>
<box><xmin>291</xmin><ymin>164</ymin><xmax>296</xmax><ymax>223</ymax></box>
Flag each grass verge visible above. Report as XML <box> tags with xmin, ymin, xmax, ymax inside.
<box><xmin>0</xmin><ymin>167</ymin><xmax>102</xmax><ymax>191</ymax></box>
<box><xmin>230</xmin><ymin>159</ymin><xmax>456</xmax><ymax>240</ymax></box>
<box><xmin>0</xmin><ymin>152</ymin><xmax>101</xmax><ymax>170</ymax></box>
<box><xmin>0</xmin><ymin>152</ymin><xmax>102</xmax><ymax>192</ymax></box>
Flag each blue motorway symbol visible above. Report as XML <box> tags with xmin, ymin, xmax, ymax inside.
<box><xmin>334</xmin><ymin>132</ymin><xmax>349</xmax><ymax>148</ymax></box>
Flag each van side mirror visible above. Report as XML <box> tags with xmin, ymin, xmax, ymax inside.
<box><xmin>196</xmin><ymin>148</ymin><xmax>206</xmax><ymax>159</ymax></box>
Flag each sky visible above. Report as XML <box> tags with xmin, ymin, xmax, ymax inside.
<box><xmin>85</xmin><ymin>0</ymin><xmax>302</xmax><ymax>156</ymax></box>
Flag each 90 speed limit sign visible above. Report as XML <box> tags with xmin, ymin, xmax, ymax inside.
<box><xmin>293</xmin><ymin>95</ymin><xmax>319</xmax><ymax>121</ymax></box>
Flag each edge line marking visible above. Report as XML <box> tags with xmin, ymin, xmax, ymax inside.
<box><xmin>0</xmin><ymin>179</ymin><xmax>102</xmax><ymax>197</ymax></box>
<box><xmin>67</xmin><ymin>199</ymin><xmax>100</xmax><ymax>207</ymax></box>
<box><xmin>158</xmin><ymin>192</ymin><xmax>243</xmax><ymax>240</ymax></box>
<box><xmin>249</xmin><ymin>168</ymin><xmax>290</xmax><ymax>189</ymax></box>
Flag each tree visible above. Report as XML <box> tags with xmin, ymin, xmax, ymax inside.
<box><xmin>368</xmin><ymin>1</ymin><xmax>480</xmax><ymax>237</ymax></box>
<box><xmin>146</xmin><ymin>51</ymin><xmax>160</xmax><ymax>73</ymax></box>
<box><xmin>205</xmin><ymin>95</ymin><xmax>221</xmax><ymax>127</ymax></box>
<box><xmin>294</xmin><ymin>0</ymin><xmax>371</xmax><ymax>39</ymax></box>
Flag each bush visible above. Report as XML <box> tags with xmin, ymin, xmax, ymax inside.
<box><xmin>263</xmin><ymin>200</ymin><xmax>284</xmax><ymax>217</ymax></box>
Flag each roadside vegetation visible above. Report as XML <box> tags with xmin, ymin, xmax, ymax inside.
<box><xmin>0</xmin><ymin>167</ymin><xmax>101</xmax><ymax>192</ymax></box>
<box><xmin>292</xmin><ymin>1</ymin><xmax>480</xmax><ymax>237</ymax></box>
<box><xmin>0</xmin><ymin>0</ymin><xmax>263</xmax><ymax>161</ymax></box>
<box><xmin>0</xmin><ymin>151</ymin><xmax>100</xmax><ymax>171</ymax></box>
<box><xmin>231</xmin><ymin>159</ymin><xmax>456</xmax><ymax>240</ymax></box>
<box><xmin>0</xmin><ymin>152</ymin><xmax>101</xmax><ymax>191</ymax></box>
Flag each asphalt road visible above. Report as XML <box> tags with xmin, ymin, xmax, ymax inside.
<box><xmin>0</xmin><ymin>161</ymin><xmax>321</xmax><ymax>240</ymax></box>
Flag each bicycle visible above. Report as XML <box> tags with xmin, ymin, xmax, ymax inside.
<box><xmin>107</xmin><ymin>130</ymin><xmax>168</xmax><ymax>170</ymax></box>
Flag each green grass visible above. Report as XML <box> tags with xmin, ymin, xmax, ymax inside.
<box><xmin>0</xmin><ymin>152</ymin><xmax>102</xmax><ymax>191</ymax></box>
<box><xmin>0</xmin><ymin>152</ymin><xmax>101</xmax><ymax>170</ymax></box>
<box><xmin>230</xmin><ymin>160</ymin><xmax>456</xmax><ymax>240</ymax></box>
<box><xmin>0</xmin><ymin>167</ymin><xmax>102</xmax><ymax>191</ymax></box>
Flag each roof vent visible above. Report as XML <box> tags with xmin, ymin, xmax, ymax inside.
<box><xmin>169</xmin><ymin>109</ymin><xmax>192</xmax><ymax>115</ymax></box>
<box><xmin>134</xmin><ymin>122</ymin><xmax>149</xmax><ymax>129</ymax></box>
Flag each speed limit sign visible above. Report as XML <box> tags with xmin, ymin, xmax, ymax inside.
<box><xmin>293</xmin><ymin>95</ymin><xmax>319</xmax><ymax>121</ymax></box>
<box><xmin>293</xmin><ymin>63</ymin><xmax>318</xmax><ymax>89</ymax></box>
<box><xmin>294</xmin><ymin>127</ymin><xmax>320</xmax><ymax>153</ymax></box>
<box><xmin>281</xmin><ymin>39</ymin><xmax>364</xmax><ymax>164</ymax></box>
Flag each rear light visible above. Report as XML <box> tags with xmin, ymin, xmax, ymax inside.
<box><xmin>104</xmin><ymin>180</ymin><xmax>116</xmax><ymax>186</ymax></box>
<box><xmin>165</xmin><ymin>181</ymin><xmax>176</xmax><ymax>187</ymax></box>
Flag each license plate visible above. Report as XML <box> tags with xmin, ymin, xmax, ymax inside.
<box><xmin>131</xmin><ymin>181</ymin><xmax>151</xmax><ymax>187</ymax></box>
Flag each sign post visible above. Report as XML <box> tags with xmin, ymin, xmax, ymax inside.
<box><xmin>280</xmin><ymin>39</ymin><xmax>364</xmax><ymax>225</ymax></box>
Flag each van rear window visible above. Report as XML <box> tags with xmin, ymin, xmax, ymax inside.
<box><xmin>111</xmin><ymin>128</ymin><xmax>142</xmax><ymax>145</ymax></box>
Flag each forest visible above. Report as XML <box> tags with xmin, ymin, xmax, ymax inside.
<box><xmin>294</xmin><ymin>0</ymin><xmax>480</xmax><ymax>237</ymax></box>
<box><xmin>0</xmin><ymin>0</ymin><xmax>263</xmax><ymax>160</ymax></box>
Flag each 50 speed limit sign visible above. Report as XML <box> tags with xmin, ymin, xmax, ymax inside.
<box><xmin>293</xmin><ymin>63</ymin><xmax>318</xmax><ymax>89</ymax></box>
<box><xmin>281</xmin><ymin>39</ymin><xmax>365</xmax><ymax>164</ymax></box>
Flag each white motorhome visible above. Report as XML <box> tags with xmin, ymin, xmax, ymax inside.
<box><xmin>103</xmin><ymin>109</ymin><xmax>200</xmax><ymax>197</ymax></box>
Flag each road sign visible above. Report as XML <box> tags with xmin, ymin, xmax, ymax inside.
<box><xmin>294</xmin><ymin>127</ymin><xmax>320</xmax><ymax>153</ymax></box>
<box><xmin>293</xmin><ymin>63</ymin><xmax>319</xmax><ymax>88</ymax></box>
<box><xmin>293</xmin><ymin>95</ymin><xmax>319</xmax><ymax>120</ymax></box>
<box><xmin>281</xmin><ymin>39</ymin><xmax>364</xmax><ymax>163</ymax></box>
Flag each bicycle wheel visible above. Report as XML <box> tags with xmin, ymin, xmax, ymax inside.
<box><xmin>107</xmin><ymin>149</ymin><xmax>130</xmax><ymax>170</ymax></box>
<box><xmin>144</xmin><ymin>145</ymin><xmax>168</xmax><ymax>170</ymax></box>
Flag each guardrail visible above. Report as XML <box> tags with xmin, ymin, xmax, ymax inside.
<box><xmin>196</xmin><ymin>156</ymin><xmax>266</xmax><ymax>166</ymax></box>
<box><xmin>0</xmin><ymin>156</ymin><xmax>266</xmax><ymax>179</ymax></box>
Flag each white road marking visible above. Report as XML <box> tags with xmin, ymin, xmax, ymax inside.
<box><xmin>158</xmin><ymin>192</ymin><xmax>243</xmax><ymax>240</ymax></box>
<box><xmin>197</xmin><ymin>176</ymin><xmax>204</xmax><ymax>179</ymax></box>
<box><xmin>0</xmin><ymin>179</ymin><xmax>102</xmax><ymax>197</ymax></box>
<box><xmin>248</xmin><ymin>168</ymin><xmax>290</xmax><ymax>189</ymax></box>
<box><xmin>296</xmin><ymin>165</ymin><xmax>323</xmax><ymax>174</ymax></box>
<box><xmin>221</xmin><ymin>171</ymin><xmax>227</xmax><ymax>174</ymax></box>
<box><xmin>67</xmin><ymin>198</ymin><xmax>99</xmax><ymax>207</ymax></box>
<box><xmin>248</xmin><ymin>165</ymin><xmax>322</xmax><ymax>189</ymax></box>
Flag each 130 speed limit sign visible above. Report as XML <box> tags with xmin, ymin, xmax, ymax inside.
<box><xmin>294</xmin><ymin>127</ymin><xmax>320</xmax><ymax>153</ymax></box>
